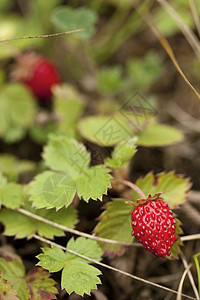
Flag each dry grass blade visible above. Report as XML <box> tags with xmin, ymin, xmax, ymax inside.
<box><xmin>0</xmin><ymin>29</ymin><xmax>84</xmax><ymax>43</ymax></box>
<box><xmin>156</xmin><ymin>0</ymin><xmax>200</xmax><ymax>59</ymax></box>
<box><xmin>142</xmin><ymin>12</ymin><xmax>200</xmax><ymax>101</ymax></box>
<box><xmin>180</xmin><ymin>252</ymin><xmax>200</xmax><ymax>300</ymax></box>
<box><xmin>177</xmin><ymin>263</ymin><xmax>192</xmax><ymax>300</ymax></box>
<box><xmin>189</xmin><ymin>0</ymin><xmax>200</xmax><ymax>37</ymax></box>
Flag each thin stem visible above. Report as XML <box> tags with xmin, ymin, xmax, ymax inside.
<box><xmin>33</xmin><ymin>234</ymin><xmax>196</xmax><ymax>300</ymax></box>
<box><xmin>16</xmin><ymin>208</ymin><xmax>200</xmax><ymax>246</ymax></box>
<box><xmin>115</xmin><ymin>180</ymin><xmax>146</xmax><ymax>198</ymax></box>
<box><xmin>16</xmin><ymin>208</ymin><xmax>139</xmax><ymax>247</ymax></box>
<box><xmin>180</xmin><ymin>251</ymin><xmax>200</xmax><ymax>300</ymax></box>
<box><xmin>0</xmin><ymin>29</ymin><xmax>83</xmax><ymax>43</ymax></box>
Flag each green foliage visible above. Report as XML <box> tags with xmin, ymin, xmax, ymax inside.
<box><xmin>51</xmin><ymin>6</ymin><xmax>98</xmax><ymax>39</ymax></box>
<box><xmin>28</xmin><ymin>135</ymin><xmax>112</xmax><ymax>208</ymax></box>
<box><xmin>97</xmin><ymin>66</ymin><xmax>123</xmax><ymax>95</ymax></box>
<box><xmin>0</xmin><ymin>154</ymin><xmax>35</xmax><ymax>181</ymax></box>
<box><xmin>94</xmin><ymin>199</ymin><xmax>133</xmax><ymax>256</ymax></box>
<box><xmin>0</xmin><ymin>183</ymin><xmax>24</xmax><ymax>209</ymax></box>
<box><xmin>0</xmin><ymin>84</ymin><xmax>37</xmax><ymax>143</ymax></box>
<box><xmin>106</xmin><ymin>137</ymin><xmax>137</xmax><ymax>168</ymax></box>
<box><xmin>126</xmin><ymin>52</ymin><xmax>162</xmax><ymax>91</ymax></box>
<box><xmin>193</xmin><ymin>252</ymin><xmax>200</xmax><ymax>297</ymax></box>
<box><xmin>0</xmin><ymin>276</ymin><xmax>19</xmax><ymax>300</ymax></box>
<box><xmin>132</xmin><ymin>172</ymin><xmax>191</xmax><ymax>209</ymax></box>
<box><xmin>0</xmin><ymin>200</ymin><xmax>77</xmax><ymax>239</ymax></box>
<box><xmin>0</xmin><ymin>258</ymin><xmax>57</xmax><ymax>300</ymax></box>
<box><xmin>136</xmin><ymin>120</ymin><xmax>184</xmax><ymax>146</ymax></box>
<box><xmin>37</xmin><ymin>237</ymin><xmax>103</xmax><ymax>296</ymax></box>
<box><xmin>0</xmin><ymin>172</ymin><xmax>7</xmax><ymax>189</ymax></box>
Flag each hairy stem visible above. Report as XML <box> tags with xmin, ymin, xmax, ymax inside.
<box><xmin>115</xmin><ymin>180</ymin><xmax>146</xmax><ymax>198</ymax></box>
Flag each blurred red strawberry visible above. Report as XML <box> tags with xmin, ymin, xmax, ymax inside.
<box><xmin>11</xmin><ymin>52</ymin><xmax>60</xmax><ymax>102</ymax></box>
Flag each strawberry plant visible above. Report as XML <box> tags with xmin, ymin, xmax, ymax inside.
<box><xmin>0</xmin><ymin>1</ymin><xmax>200</xmax><ymax>299</ymax></box>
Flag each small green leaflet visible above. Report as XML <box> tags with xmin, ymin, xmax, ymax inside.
<box><xmin>132</xmin><ymin>172</ymin><xmax>191</xmax><ymax>209</ymax></box>
<box><xmin>0</xmin><ymin>258</ymin><xmax>57</xmax><ymax>300</ymax></box>
<box><xmin>0</xmin><ymin>276</ymin><xmax>19</xmax><ymax>300</ymax></box>
<box><xmin>29</xmin><ymin>171</ymin><xmax>77</xmax><ymax>209</ymax></box>
<box><xmin>0</xmin><ymin>183</ymin><xmax>24</xmax><ymax>209</ymax></box>
<box><xmin>37</xmin><ymin>237</ymin><xmax>103</xmax><ymax>296</ymax></box>
<box><xmin>0</xmin><ymin>200</ymin><xmax>77</xmax><ymax>239</ymax></box>
<box><xmin>136</xmin><ymin>120</ymin><xmax>184</xmax><ymax>146</ymax></box>
<box><xmin>169</xmin><ymin>218</ymin><xmax>183</xmax><ymax>260</ymax></box>
<box><xmin>43</xmin><ymin>135</ymin><xmax>90</xmax><ymax>177</ymax></box>
<box><xmin>51</xmin><ymin>6</ymin><xmax>98</xmax><ymax>39</ymax></box>
<box><xmin>94</xmin><ymin>199</ymin><xmax>133</xmax><ymax>256</ymax></box>
<box><xmin>0</xmin><ymin>172</ymin><xmax>7</xmax><ymax>189</ymax></box>
<box><xmin>0</xmin><ymin>83</ymin><xmax>36</xmax><ymax>139</ymax></box>
<box><xmin>29</xmin><ymin>136</ymin><xmax>111</xmax><ymax>208</ymax></box>
<box><xmin>105</xmin><ymin>137</ymin><xmax>137</xmax><ymax>168</ymax></box>
<box><xmin>77</xmin><ymin>165</ymin><xmax>111</xmax><ymax>201</ymax></box>
<box><xmin>0</xmin><ymin>154</ymin><xmax>35</xmax><ymax>181</ymax></box>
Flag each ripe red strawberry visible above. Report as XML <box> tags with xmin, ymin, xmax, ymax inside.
<box><xmin>131</xmin><ymin>193</ymin><xmax>177</xmax><ymax>258</ymax></box>
<box><xmin>11</xmin><ymin>52</ymin><xmax>60</xmax><ymax>102</ymax></box>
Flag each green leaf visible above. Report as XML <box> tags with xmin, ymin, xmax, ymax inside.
<box><xmin>0</xmin><ymin>172</ymin><xmax>7</xmax><ymax>189</ymax></box>
<box><xmin>136</xmin><ymin>120</ymin><xmax>184</xmax><ymax>146</ymax></box>
<box><xmin>0</xmin><ymin>202</ymin><xmax>77</xmax><ymax>239</ymax></box>
<box><xmin>94</xmin><ymin>199</ymin><xmax>133</xmax><ymax>256</ymax></box>
<box><xmin>0</xmin><ymin>258</ymin><xmax>57</xmax><ymax>300</ymax></box>
<box><xmin>37</xmin><ymin>246</ymin><xmax>66</xmax><ymax>272</ymax></box>
<box><xmin>0</xmin><ymin>183</ymin><xmax>24</xmax><ymax>209</ymax></box>
<box><xmin>0</xmin><ymin>84</ymin><xmax>36</xmax><ymax>139</ymax></box>
<box><xmin>51</xmin><ymin>6</ymin><xmax>98</xmax><ymax>39</ymax></box>
<box><xmin>0</xmin><ymin>258</ymin><xmax>30</xmax><ymax>300</ymax></box>
<box><xmin>3</xmin><ymin>126</ymin><xmax>26</xmax><ymax>144</ymax></box>
<box><xmin>62</xmin><ymin>262</ymin><xmax>101</xmax><ymax>296</ymax></box>
<box><xmin>29</xmin><ymin>171</ymin><xmax>77</xmax><ymax>209</ymax></box>
<box><xmin>77</xmin><ymin>165</ymin><xmax>111</xmax><ymax>201</ymax></box>
<box><xmin>25</xmin><ymin>268</ymin><xmax>57</xmax><ymax>300</ymax></box>
<box><xmin>97</xmin><ymin>66</ymin><xmax>123</xmax><ymax>95</ymax></box>
<box><xmin>169</xmin><ymin>218</ymin><xmax>183</xmax><ymax>260</ymax></box>
<box><xmin>66</xmin><ymin>237</ymin><xmax>103</xmax><ymax>263</ymax></box>
<box><xmin>78</xmin><ymin>115</ymin><xmax>133</xmax><ymax>146</ymax></box>
<box><xmin>43</xmin><ymin>135</ymin><xmax>90</xmax><ymax>178</ymax></box>
<box><xmin>132</xmin><ymin>172</ymin><xmax>191</xmax><ymax>209</ymax></box>
<box><xmin>0</xmin><ymin>154</ymin><xmax>35</xmax><ymax>181</ymax></box>
<box><xmin>106</xmin><ymin>137</ymin><xmax>137</xmax><ymax>168</ymax></box>
<box><xmin>37</xmin><ymin>237</ymin><xmax>102</xmax><ymax>296</ymax></box>
<box><xmin>29</xmin><ymin>122</ymin><xmax>57</xmax><ymax>145</ymax></box>
<box><xmin>0</xmin><ymin>277</ymin><xmax>19</xmax><ymax>300</ymax></box>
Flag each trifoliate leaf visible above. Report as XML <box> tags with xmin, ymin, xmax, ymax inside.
<box><xmin>25</xmin><ymin>268</ymin><xmax>57</xmax><ymax>299</ymax></box>
<box><xmin>105</xmin><ymin>137</ymin><xmax>137</xmax><ymax>168</ymax></box>
<box><xmin>0</xmin><ymin>154</ymin><xmax>35</xmax><ymax>181</ymax></box>
<box><xmin>78</xmin><ymin>115</ymin><xmax>133</xmax><ymax>146</ymax></box>
<box><xmin>136</xmin><ymin>120</ymin><xmax>184</xmax><ymax>146</ymax></box>
<box><xmin>0</xmin><ymin>258</ymin><xmax>30</xmax><ymax>300</ymax></box>
<box><xmin>0</xmin><ymin>183</ymin><xmax>24</xmax><ymax>209</ymax></box>
<box><xmin>43</xmin><ymin>135</ymin><xmax>90</xmax><ymax>178</ymax></box>
<box><xmin>132</xmin><ymin>172</ymin><xmax>191</xmax><ymax>209</ymax></box>
<box><xmin>94</xmin><ymin>199</ymin><xmax>133</xmax><ymax>256</ymax></box>
<box><xmin>0</xmin><ymin>258</ymin><xmax>57</xmax><ymax>300</ymax></box>
<box><xmin>0</xmin><ymin>84</ymin><xmax>36</xmax><ymax>139</ymax></box>
<box><xmin>0</xmin><ymin>276</ymin><xmax>19</xmax><ymax>300</ymax></box>
<box><xmin>37</xmin><ymin>237</ymin><xmax>102</xmax><ymax>296</ymax></box>
<box><xmin>51</xmin><ymin>6</ymin><xmax>98</xmax><ymax>39</ymax></box>
<box><xmin>77</xmin><ymin>165</ymin><xmax>111</xmax><ymax>201</ymax></box>
<box><xmin>0</xmin><ymin>202</ymin><xmax>77</xmax><ymax>239</ymax></box>
<box><xmin>29</xmin><ymin>171</ymin><xmax>77</xmax><ymax>209</ymax></box>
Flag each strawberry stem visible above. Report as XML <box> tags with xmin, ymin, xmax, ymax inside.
<box><xmin>115</xmin><ymin>180</ymin><xmax>146</xmax><ymax>199</ymax></box>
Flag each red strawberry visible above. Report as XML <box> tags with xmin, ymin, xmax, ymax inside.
<box><xmin>130</xmin><ymin>193</ymin><xmax>177</xmax><ymax>258</ymax></box>
<box><xmin>11</xmin><ymin>52</ymin><xmax>60</xmax><ymax>102</ymax></box>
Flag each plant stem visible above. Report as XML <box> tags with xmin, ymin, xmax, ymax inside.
<box><xmin>115</xmin><ymin>180</ymin><xmax>146</xmax><ymax>199</ymax></box>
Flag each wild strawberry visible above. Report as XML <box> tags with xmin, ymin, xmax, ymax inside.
<box><xmin>131</xmin><ymin>193</ymin><xmax>177</xmax><ymax>258</ymax></box>
<box><xmin>11</xmin><ymin>52</ymin><xmax>60</xmax><ymax>102</ymax></box>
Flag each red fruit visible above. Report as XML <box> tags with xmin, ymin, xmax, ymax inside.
<box><xmin>131</xmin><ymin>194</ymin><xmax>177</xmax><ymax>258</ymax></box>
<box><xmin>11</xmin><ymin>52</ymin><xmax>60</xmax><ymax>102</ymax></box>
